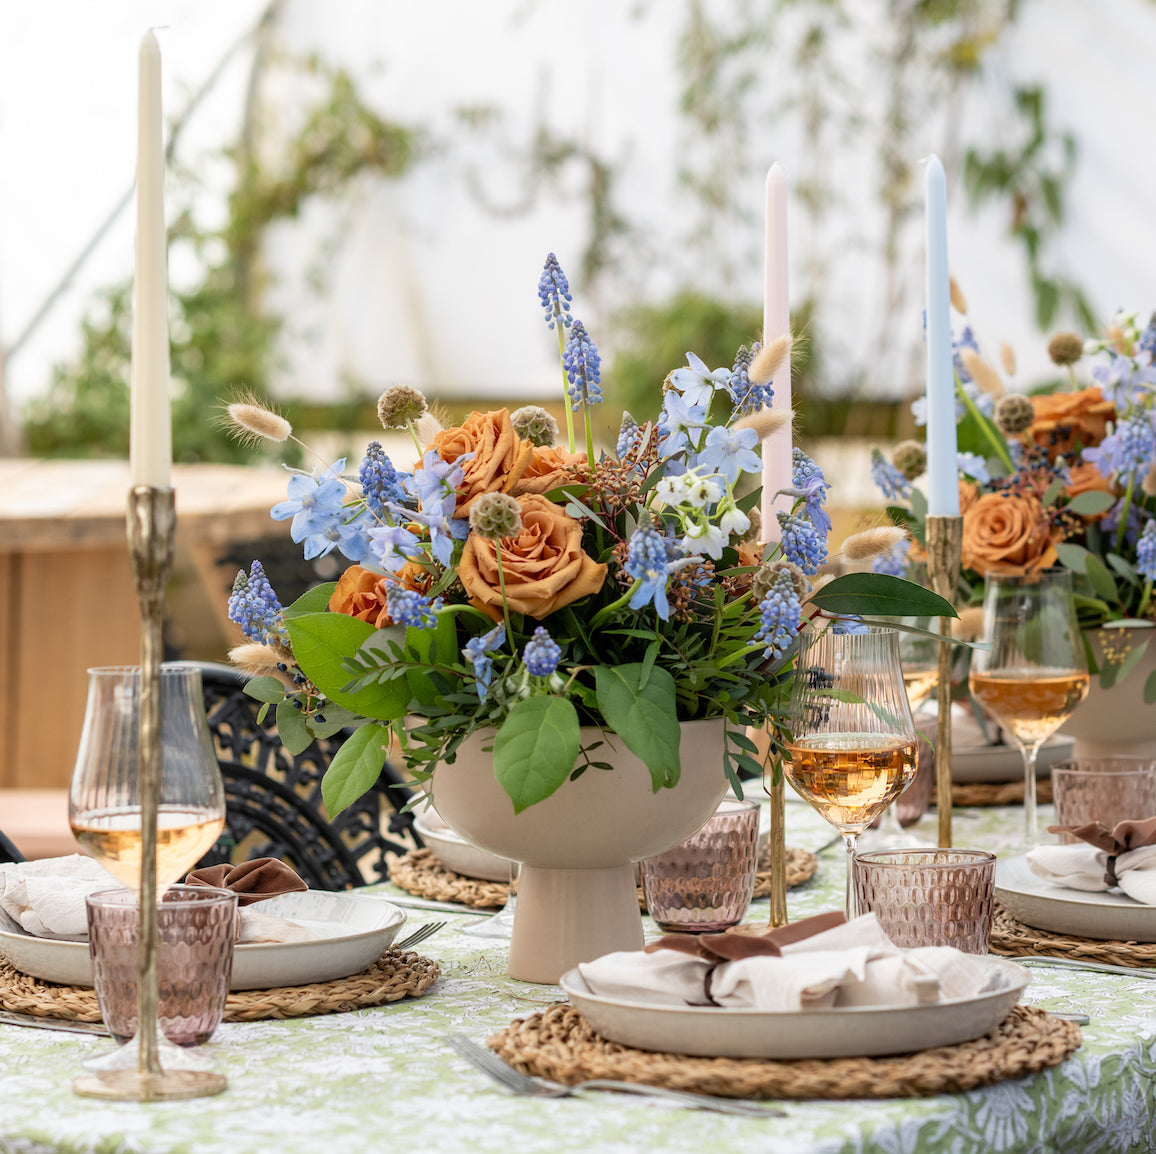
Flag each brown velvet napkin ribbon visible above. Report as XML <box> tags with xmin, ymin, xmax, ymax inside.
<box><xmin>1046</xmin><ymin>816</ymin><xmax>1156</xmax><ymax>888</ymax></box>
<box><xmin>643</xmin><ymin>910</ymin><xmax>847</xmax><ymax>1005</ymax></box>
<box><xmin>185</xmin><ymin>858</ymin><xmax>308</xmax><ymax>906</ymax></box>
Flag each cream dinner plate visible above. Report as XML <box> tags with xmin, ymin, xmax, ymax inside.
<box><xmin>414</xmin><ymin>808</ymin><xmax>512</xmax><ymax>882</ymax></box>
<box><xmin>559</xmin><ymin>956</ymin><xmax>1029</xmax><ymax>1060</ymax></box>
<box><xmin>951</xmin><ymin>734</ymin><xmax>1074</xmax><ymax>784</ymax></box>
<box><xmin>995</xmin><ymin>853</ymin><xmax>1156</xmax><ymax>943</ymax></box>
<box><xmin>0</xmin><ymin>891</ymin><xmax>406</xmax><ymax>991</ymax></box>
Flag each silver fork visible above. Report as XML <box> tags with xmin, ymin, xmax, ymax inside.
<box><xmin>449</xmin><ymin>1034</ymin><xmax>784</xmax><ymax>1117</ymax></box>
<box><xmin>395</xmin><ymin>921</ymin><xmax>446</xmax><ymax>951</ymax></box>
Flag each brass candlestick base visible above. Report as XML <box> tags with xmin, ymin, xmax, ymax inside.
<box><xmin>925</xmin><ymin>514</ymin><xmax>963</xmax><ymax>849</ymax></box>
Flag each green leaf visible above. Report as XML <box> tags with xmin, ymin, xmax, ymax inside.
<box><xmin>244</xmin><ymin>676</ymin><xmax>285</xmax><ymax>704</ymax></box>
<box><xmin>282</xmin><ymin>582</ymin><xmax>338</xmax><ymax>619</ymax></box>
<box><xmin>1145</xmin><ymin>669</ymin><xmax>1156</xmax><ymax>705</ymax></box>
<box><xmin>406</xmin><ymin>613</ymin><xmax>459</xmax><ymax>708</ymax></box>
<box><xmin>808</xmin><ymin>574</ymin><xmax>957</xmax><ymax>619</ymax></box>
<box><xmin>1107</xmin><ymin>553</ymin><xmax>1141</xmax><ymax>587</ymax></box>
<box><xmin>1067</xmin><ymin>490</ymin><xmax>1115</xmax><ymax>517</ymax></box>
<box><xmin>1083</xmin><ymin>554</ymin><xmax>1121</xmax><ymax>605</ymax></box>
<box><xmin>1055</xmin><ymin>542</ymin><xmax>1090</xmax><ymax>574</ymax></box>
<box><xmin>286</xmin><ymin>612</ymin><xmax>409</xmax><ymax>720</ymax></box>
<box><xmin>1114</xmin><ymin>638</ymin><xmax>1150</xmax><ymax>687</ymax></box>
<box><xmin>321</xmin><ymin>723</ymin><xmax>389</xmax><ymax>817</ymax></box>
<box><xmin>275</xmin><ymin>700</ymin><xmax>313</xmax><ymax>755</ymax></box>
<box><xmin>493</xmin><ymin>697</ymin><xmax>581</xmax><ymax>814</ymax></box>
<box><xmin>1041</xmin><ymin>479</ymin><xmax>1065</xmax><ymax>507</ymax></box>
<box><xmin>594</xmin><ymin>664</ymin><xmax>681</xmax><ymax>791</ymax></box>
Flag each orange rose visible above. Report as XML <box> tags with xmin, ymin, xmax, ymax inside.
<box><xmin>1028</xmin><ymin>387</ymin><xmax>1115</xmax><ymax>455</ymax></box>
<box><xmin>420</xmin><ymin>409</ymin><xmax>535</xmax><ymax>516</ymax></box>
<box><xmin>1066</xmin><ymin>461</ymin><xmax>1116</xmax><ymax>520</ymax></box>
<box><xmin>328</xmin><ymin>563</ymin><xmax>430</xmax><ymax>628</ymax></box>
<box><xmin>513</xmin><ymin>445</ymin><xmax>590</xmax><ymax>496</ymax></box>
<box><xmin>458</xmin><ymin>493</ymin><xmax>608</xmax><ymax>621</ymax></box>
<box><xmin>961</xmin><ymin>492</ymin><xmax>1058</xmax><ymax>577</ymax></box>
<box><xmin>959</xmin><ymin>480</ymin><xmax>979</xmax><ymax>514</ymax></box>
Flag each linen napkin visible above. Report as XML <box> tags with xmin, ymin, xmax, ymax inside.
<box><xmin>577</xmin><ymin>911</ymin><xmax>1002</xmax><ymax>1012</ymax></box>
<box><xmin>1029</xmin><ymin>816</ymin><xmax>1156</xmax><ymax>905</ymax></box>
<box><xmin>0</xmin><ymin>855</ymin><xmax>318</xmax><ymax>942</ymax></box>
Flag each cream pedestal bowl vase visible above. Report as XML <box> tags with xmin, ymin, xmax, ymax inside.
<box><xmin>430</xmin><ymin>718</ymin><xmax>728</xmax><ymax>983</ymax></box>
<box><xmin>1062</xmin><ymin>626</ymin><xmax>1156</xmax><ymax>758</ymax></box>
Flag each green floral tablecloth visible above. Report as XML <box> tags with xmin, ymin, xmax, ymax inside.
<box><xmin>2</xmin><ymin>801</ymin><xmax>1154</xmax><ymax>1154</ymax></box>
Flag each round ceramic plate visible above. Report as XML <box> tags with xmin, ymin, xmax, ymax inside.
<box><xmin>559</xmin><ymin>956</ymin><xmax>1029</xmax><ymax>1060</ymax></box>
<box><xmin>995</xmin><ymin>853</ymin><xmax>1156</xmax><ymax>943</ymax></box>
<box><xmin>0</xmin><ymin>891</ymin><xmax>406</xmax><ymax>991</ymax></box>
<box><xmin>952</xmin><ymin>735</ymin><xmax>1074</xmax><ymax>784</ymax></box>
<box><xmin>414</xmin><ymin>809</ymin><xmax>512</xmax><ymax>882</ymax></box>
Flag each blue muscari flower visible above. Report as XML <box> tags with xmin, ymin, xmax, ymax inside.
<box><xmin>753</xmin><ymin>568</ymin><xmax>801</xmax><ymax>662</ymax></box>
<box><xmin>692</xmin><ymin>424</ymin><xmax>761</xmax><ymax>486</ymax></box>
<box><xmin>271</xmin><ymin>459</ymin><xmax>349</xmax><ymax>558</ymax></box>
<box><xmin>870</xmin><ymin>447</ymin><xmax>912</xmax><ymax>502</ymax></box>
<box><xmin>873</xmin><ymin>537</ymin><xmax>911</xmax><ymax>578</ymax></box>
<box><xmin>624</xmin><ymin>524</ymin><xmax>687</xmax><ymax>620</ymax></box>
<box><xmin>227</xmin><ymin>561</ymin><xmax>282</xmax><ymax>644</ymax></box>
<box><xmin>1084</xmin><ymin>413</ymin><xmax>1156</xmax><ymax>482</ymax></box>
<box><xmin>359</xmin><ymin>442</ymin><xmax>406</xmax><ymax>519</ymax></box>
<box><xmin>1137</xmin><ymin>521</ymin><xmax>1156</xmax><ymax>582</ymax></box>
<box><xmin>728</xmin><ymin>344</ymin><xmax>773</xmax><ymax>417</ymax></box>
<box><xmin>538</xmin><ymin>253</ymin><xmax>573</xmax><ymax>330</ymax></box>
<box><xmin>617</xmin><ymin>411</ymin><xmax>642</xmax><ymax>460</ymax></box>
<box><xmin>385</xmin><ymin>583</ymin><xmax>443</xmax><ymax>630</ymax></box>
<box><xmin>462</xmin><ymin>625</ymin><xmax>506</xmax><ymax>700</ymax></box>
<box><xmin>1139</xmin><ymin>315</ymin><xmax>1156</xmax><ymax>363</ymax></box>
<box><xmin>957</xmin><ymin>452</ymin><xmax>990</xmax><ymax>484</ymax></box>
<box><xmin>657</xmin><ymin>389</ymin><xmax>708</xmax><ymax>458</ymax></box>
<box><xmin>791</xmin><ymin>447</ymin><xmax>832</xmax><ymax>538</ymax></box>
<box><xmin>523</xmin><ymin>627</ymin><xmax>562</xmax><ymax>678</ymax></box>
<box><xmin>670</xmin><ymin>351</ymin><xmax>731</xmax><ymax>410</ymax></box>
<box><xmin>562</xmin><ymin>320</ymin><xmax>602</xmax><ymax>410</ymax></box>
<box><xmin>776</xmin><ymin>512</ymin><xmax>827</xmax><ymax>576</ymax></box>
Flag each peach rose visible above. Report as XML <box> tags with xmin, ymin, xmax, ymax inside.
<box><xmin>961</xmin><ymin>492</ymin><xmax>1057</xmax><ymax>577</ymax></box>
<box><xmin>1028</xmin><ymin>387</ymin><xmax>1115</xmax><ymax>456</ymax></box>
<box><xmin>420</xmin><ymin>409</ymin><xmax>535</xmax><ymax>516</ymax></box>
<box><xmin>328</xmin><ymin>563</ymin><xmax>430</xmax><ymax>628</ymax></box>
<box><xmin>513</xmin><ymin>445</ymin><xmax>590</xmax><ymax>496</ymax></box>
<box><xmin>458</xmin><ymin>493</ymin><xmax>608</xmax><ymax>621</ymax></box>
<box><xmin>959</xmin><ymin>480</ymin><xmax>979</xmax><ymax>515</ymax></box>
<box><xmin>1066</xmin><ymin>461</ymin><xmax>1116</xmax><ymax>520</ymax></box>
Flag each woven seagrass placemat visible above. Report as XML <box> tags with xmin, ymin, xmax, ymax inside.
<box><xmin>0</xmin><ymin>948</ymin><xmax>440</xmax><ymax>1025</ymax></box>
<box><xmin>487</xmin><ymin>1003</ymin><xmax>1080</xmax><ymax>1100</ymax></box>
<box><xmin>988</xmin><ymin>901</ymin><xmax>1156</xmax><ymax>968</ymax></box>
<box><xmin>389</xmin><ymin>845</ymin><xmax>819</xmax><ymax>911</ymax></box>
<box><xmin>952</xmin><ymin>777</ymin><xmax>1052</xmax><ymax>807</ymax></box>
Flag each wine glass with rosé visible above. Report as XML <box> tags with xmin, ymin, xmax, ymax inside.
<box><xmin>969</xmin><ymin>571</ymin><xmax>1089</xmax><ymax>847</ymax></box>
<box><xmin>784</xmin><ymin>627</ymin><xmax>919</xmax><ymax>917</ymax></box>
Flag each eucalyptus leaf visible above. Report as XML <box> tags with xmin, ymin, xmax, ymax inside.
<box><xmin>493</xmin><ymin>697</ymin><xmax>581</xmax><ymax>813</ymax></box>
<box><xmin>244</xmin><ymin>676</ymin><xmax>285</xmax><ymax>705</ymax></box>
<box><xmin>320</xmin><ymin>723</ymin><xmax>389</xmax><ymax>817</ymax></box>
<box><xmin>1084</xmin><ymin>554</ymin><xmax>1121</xmax><ymax>605</ymax></box>
<box><xmin>594</xmin><ymin>664</ymin><xmax>682</xmax><ymax>791</ymax></box>
<box><xmin>275</xmin><ymin>700</ymin><xmax>313</xmax><ymax>755</ymax></box>
<box><xmin>1041</xmin><ymin>479</ymin><xmax>1065</xmax><ymax>507</ymax></box>
<box><xmin>1145</xmin><ymin>669</ymin><xmax>1156</xmax><ymax>705</ymax></box>
<box><xmin>1113</xmin><ymin>638</ymin><xmax>1150</xmax><ymax>687</ymax></box>
<box><xmin>808</xmin><ymin>574</ymin><xmax>957</xmax><ymax>619</ymax></box>
<box><xmin>1055</xmin><ymin>542</ymin><xmax>1090</xmax><ymax>574</ymax></box>
<box><xmin>1067</xmin><ymin>490</ymin><xmax>1116</xmax><ymax>516</ymax></box>
<box><xmin>1107</xmin><ymin>554</ymin><xmax>1141</xmax><ymax>587</ymax></box>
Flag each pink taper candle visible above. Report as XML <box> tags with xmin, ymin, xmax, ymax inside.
<box><xmin>760</xmin><ymin>163</ymin><xmax>791</xmax><ymax>542</ymax></box>
<box><xmin>130</xmin><ymin>30</ymin><xmax>172</xmax><ymax>489</ymax></box>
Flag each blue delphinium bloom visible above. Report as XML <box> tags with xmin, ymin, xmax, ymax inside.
<box><xmin>1137</xmin><ymin>520</ymin><xmax>1156</xmax><ymax>582</ymax></box>
<box><xmin>831</xmin><ymin>616</ymin><xmax>871</xmax><ymax>634</ymax></box>
<box><xmin>400</xmin><ymin>449</ymin><xmax>471</xmax><ymax>566</ymax></box>
<box><xmin>872</xmin><ymin>537</ymin><xmax>911</xmax><ymax>578</ymax></box>
<box><xmin>462</xmin><ymin>625</ymin><xmax>506</xmax><ymax>700</ymax></box>
<box><xmin>359</xmin><ymin>442</ymin><xmax>406</xmax><ymax>519</ymax></box>
<box><xmin>624</xmin><ymin>524</ymin><xmax>687</xmax><ymax>620</ymax></box>
<box><xmin>1103</xmin><ymin>496</ymin><xmax>1143</xmax><ymax>548</ymax></box>
<box><xmin>538</xmin><ymin>253</ymin><xmax>572</xmax><ymax>330</ymax></box>
<box><xmin>1092</xmin><ymin>355</ymin><xmax>1156</xmax><ymax>411</ymax></box>
<box><xmin>956</xmin><ymin>451</ymin><xmax>990</xmax><ymax>484</ymax></box>
<box><xmin>385</xmin><ymin>583</ymin><xmax>443</xmax><ymax>630</ymax></box>
<box><xmin>332</xmin><ymin>507</ymin><xmax>375</xmax><ymax>565</ymax></box>
<box><xmin>728</xmin><ymin>344</ymin><xmax>773</xmax><ymax>417</ymax></box>
<box><xmin>523</xmin><ymin>627</ymin><xmax>562</xmax><ymax>677</ymax></box>
<box><xmin>693</xmin><ymin>425</ymin><xmax>761</xmax><ymax>486</ymax></box>
<box><xmin>562</xmin><ymin>320</ymin><xmax>602</xmax><ymax>410</ymax></box>
<box><xmin>271</xmin><ymin>459</ymin><xmax>348</xmax><ymax>557</ymax></box>
<box><xmin>791</xmin><ymin>447</ymin><xmax>832</xmax><ymax>538</ymax></box>
<box><xmin>776</xmin><ymin>512</ymin><xmax>827</xmax><ymax>575</ymax></box>
<box><xmin>753</xmin><ymin>567</ymin><xmax>801</xmax><ymax>661</ymax></box>
<box><xmin>1084</xmin><ymin>413</ymin><xmax>1156</xmax><ymax>482</ymax></box>
<box><xmin>657</xmin><ymin>389</ymin><xmax>708</xmax><ymax>458</ymax></box>
<box><xmin>367</xmin><ymin>523</ymin><xmax>424</xmax><ymax>572</ymax></box>
<box><xmin>227</xmin><ymin>560</ymin><xmax>282</xmax><ymax>644</ymax></box>
<box><xmin>670</xmin><ymin>352</ymin><xmax>731</xmax><ymax>410</ymax></box>
<box><xmin>870</xmin><ymin>447</ymin><xmax>913</xmax><ymax>501</ymax></box>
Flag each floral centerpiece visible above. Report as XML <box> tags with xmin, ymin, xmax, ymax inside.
<box><xmin>225</xmin><ymin>253</ymin><xmax>951</xmax><ymax>820</ymax></box>
<box><xmin>871</xmin><ymin>301</ymin><xmax>1156</xmax><ymax>704</ymax></box>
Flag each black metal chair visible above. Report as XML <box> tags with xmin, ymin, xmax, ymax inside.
<box><xmin>178</xmin><ymin>662</ymin><xmax>422</xmax><ymax>890</ymax></box>
<box><xmin>0</xmin><ymin>829</ymin><xmax>25</xmax><ymax>864</ymax></box>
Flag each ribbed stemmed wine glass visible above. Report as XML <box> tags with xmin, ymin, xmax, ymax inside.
<box><xmin>968</xmin><ymin>571</ymin><xmax>1089</xmax><ymax>847</ymax></box>
<box><xmin>784</xmin><ymin>628</ymin><xmax>919</xmax><ymax>917</ymax></box>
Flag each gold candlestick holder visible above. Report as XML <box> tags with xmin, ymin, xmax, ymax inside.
<box><xmin>925</xmin><ymin>514</ymin><xmax>963</xmax><ymax>850</ymax></box>
<box><xmin>73</xmin><ymin>486</ymin><xmax>226</xmax><ymax>1102</ymax></box>
<box><xmin>750</xmin><ymin>724</ymin><xmax>788</xmax><ymax>927</ymax></box>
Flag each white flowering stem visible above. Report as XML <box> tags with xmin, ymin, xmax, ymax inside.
<box><xmin>556</xmin><ymin>324</ymin><xmax>576</xmax><ymax>453</ymax></box>
<box><xmin>493</xmin><ymin>539</ymin><xmax>514</xmax><ymax>647</ymax></box>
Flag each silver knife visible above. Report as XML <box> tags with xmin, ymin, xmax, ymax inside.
<box><xmin>366</xmin><ymin>893</ymin><xmax>492</xmax><ymax>917</ymax></box>
<box><xmin>0</xmin><ymin>1011</ymin><xmax>109</xmax><ymax>1035</ymax></box>
<box><xmin>1019</xmin><ymin>957</ymin><xmax>1156</xmax><ymax>979</ymax></box>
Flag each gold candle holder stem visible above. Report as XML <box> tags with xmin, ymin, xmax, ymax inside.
<box><xmin>750</xmin><ymin>724</ymin><xmax>788</xmax><ymax>927</ymax></box>
<box><xmin>925</xmin><ymin>514</ymin><xmax>963</xmax><ymax>849</ymax></box>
